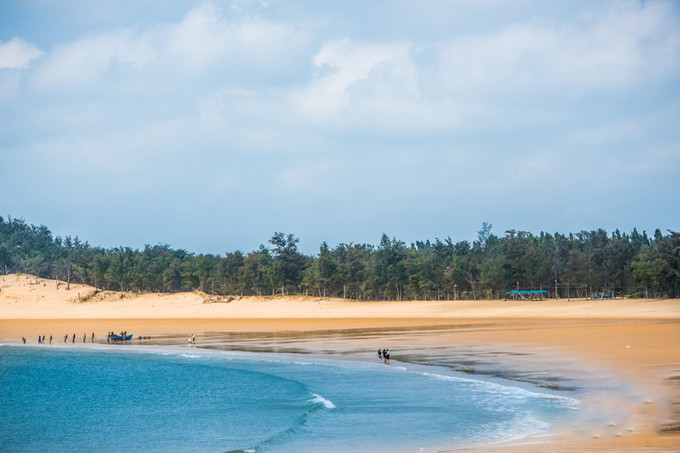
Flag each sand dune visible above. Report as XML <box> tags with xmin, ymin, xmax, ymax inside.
<box><xmin>1</xmin><ymin>273</ymin><xmax>678</xmax><ymax>321</ymax></box>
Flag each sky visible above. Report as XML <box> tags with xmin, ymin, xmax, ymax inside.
<box><xmin>1</xmin><ymin>0</ymin><xmax>679</xmax><ymax>255</ymax></box>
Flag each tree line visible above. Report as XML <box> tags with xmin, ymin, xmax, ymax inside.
<box><xmin>1</xmin><ymin>217</ymin><xmax>678</xmax><ymax>299</ymax></box>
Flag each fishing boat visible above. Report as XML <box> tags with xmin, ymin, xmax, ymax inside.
<box><xmin>109</xmin><ymin>333</ymin><xmax>133</xmax><ymax>341</ymax></box>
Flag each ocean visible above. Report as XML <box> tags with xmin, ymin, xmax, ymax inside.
<box><xmin>0</xmin><ymin>344</ymin><xmax>579</xmax><ymax>452</ymax></box>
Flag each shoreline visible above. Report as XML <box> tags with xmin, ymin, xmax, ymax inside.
<box><xmin>0</xmin><ymin>340</ymin><xmax>581</xmax><ymax>452</ymax></box>
<box><xmin>3</xmin><ymin>317</ymin><xmax>679</xmax><ymax>451</ymax></box>
<box><xmin>2</xmin><ymin>274</ymin><xmax>679</xmax><ymax>451</ymax></box>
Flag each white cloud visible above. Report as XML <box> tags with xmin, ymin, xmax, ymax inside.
<box><xmin>31</xmin><ymin>29</ymin><xmax>153</xmax><ymax>89</ymax></box>
<box><xmin>166</xmin><ymin>3</ymin><xmax>297</xmax><ymax>70</ymax></box>
<box><xmin>30</xmin><ymin>2</ymin><xmax>308</xmax><ymax>90</ymax></box>
<box><xmin>282</xmin><ymin>0</ymin><xmax>680</xmax><ymax>135</ymax></box>
<box><xmin>438</xmin><ymin>24</ymin><xmax>553</xmax><ymax>94</ymax></box>
<box><xmin>0</xmin><ymin>37</ymin><xmax>44</xmax><ymax>69</ymax></box>
<box><xmin>290</xmin><ymin>38</ymin><xmax>415</xmax><ymax>118</ymax></box>
<box><xmin>437</xmin><ymin>0</ymin><xmax>680</xmax><ymax>94</ymax></box>
<box><xmin>0</xmin><ymin>38</ymin><xmax>44</xmax><ymax>105</ymax></box>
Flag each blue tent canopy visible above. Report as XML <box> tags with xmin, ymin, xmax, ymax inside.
<box><xmin>505</xmin><ymin>290</ymin><xmax>548</xmax><ymax>294</ymax></box>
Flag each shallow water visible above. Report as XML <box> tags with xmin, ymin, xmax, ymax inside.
<box><xmin>0</xmin><ymin>344</ymin><xmax>578</xmax><ymax>452</ymax></box>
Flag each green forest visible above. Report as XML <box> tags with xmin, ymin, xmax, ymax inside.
<box><xmin>1</xmin><ymin>216</ymin><xmax>678</xmax><ymax>300</ymax></box>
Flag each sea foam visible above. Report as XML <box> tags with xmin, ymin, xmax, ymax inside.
<box><xmin>310</xmin><ymin>393</ymin><xmax>336</xmax><ymax>409</ymax></box>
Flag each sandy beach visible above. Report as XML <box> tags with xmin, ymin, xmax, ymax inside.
<box><xmin>1</xmin><ymin>273</ymin><xmax>679</xmax><ymax>452</ymax></box>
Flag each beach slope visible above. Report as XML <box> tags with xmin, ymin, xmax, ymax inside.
<box><xmin>1</xmin><ymin>274</ymin><xmax>679</xmax><ymax>451</ymax></box>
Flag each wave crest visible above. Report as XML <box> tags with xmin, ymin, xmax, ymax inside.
<box><xmin>310</xmin><ymin>393</ymin><xmax>336</xmax><ymax>409</ymax></box>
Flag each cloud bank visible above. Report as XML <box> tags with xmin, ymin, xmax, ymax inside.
<box><xmin>0</xmin><ymin>0</ymin><xmax>678</xmax><ymax>253</ymax></box>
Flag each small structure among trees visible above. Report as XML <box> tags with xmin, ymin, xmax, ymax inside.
<box><xmin>504</xmin><ymin>290</ymin><xmax>548</xmax><ymax>300</ymax></box>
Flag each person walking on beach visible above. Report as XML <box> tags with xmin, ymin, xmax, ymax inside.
<box><xmin>49</xmin><ymin>335</ymin><xmax>52</xmax><ymax>345</ymax></box>
<box><xmin>83</xmin><ymin>333</ymin><xmax>86</xmax><ymax>343</ymax></box>
<box><xmin>38</xmin><ymin>335</ymin><xmax>41</xmax><ymax>344</ymax></box>
<box><xmin>91</xmin><ymin>332</ymin><xmax>95</xmax><ymax>343</ymax></box>
<box><xmin>72</xmin><ymin>333</ymin><xmax>76</xmax><ymax>343</ymax></box>
<box><xmin>378</xmin><ymin>349</ymin><xmax>383</xmax><ymax>363</ymax></box>
<box><xmin>64</xmin><ymin>334</ymin><xmax>68</xmax><ymax>343</ymax></box>
<box><xmin>21</xmin><ymin>337</ymin><xmax>26</xmax><ymax>344</ymax></box>
<box><xmin>384</xmin><ymin>349</ymin><xmax>390</xmax><ymax>365</ymax></box>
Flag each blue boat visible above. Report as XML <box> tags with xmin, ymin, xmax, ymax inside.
<box><xmin>109</xmin><ymin>333</ymin><xmax>133</xmax><ymax>341</ymax></box>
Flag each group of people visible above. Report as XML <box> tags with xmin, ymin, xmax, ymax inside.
<box><xmin>107</xmin><ymin>331</ymin><xmax>130</xmax><ymax>343</ymax></box>
<box><xmin>378</xmin><ymin>348</ymin><xmax>391</xmax><ymax>364</ymax></box>
<box><xmin>26</xmin><ymin>335</ymin><xmax>54</xmax><ymax>344</ymax></box>
<box><xmin>24</xmin><ymin>332</ymin><xmax>95</xmax><ymax>344</ymax></box>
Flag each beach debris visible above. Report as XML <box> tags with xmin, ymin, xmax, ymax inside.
<box><xmin>203</xmin><ymin>295</ymin><xmax>235</xmax><ymax>304</ymax></box>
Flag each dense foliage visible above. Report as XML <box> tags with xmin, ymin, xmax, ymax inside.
<box><xmin>1</xmin><ymin>217</ymin><xmax>678</xmax><ymax>299</ymax></box>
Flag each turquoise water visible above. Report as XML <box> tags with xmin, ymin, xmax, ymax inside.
<box><xmin>0</xmin><ymin>345</ymin><xmax>578</xmax><ymax>452</ymax></box>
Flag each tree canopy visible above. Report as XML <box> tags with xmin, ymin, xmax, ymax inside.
<box><xmin>1</xmin><ymin>216</ymin><xmax>678</xmax><ymax>299</ymax></box>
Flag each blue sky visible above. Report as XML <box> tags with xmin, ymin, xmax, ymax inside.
<box><xmin>1</xmin><ymin>0</ymin><xmax>679</xmax><ymax>254</ymax></box>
